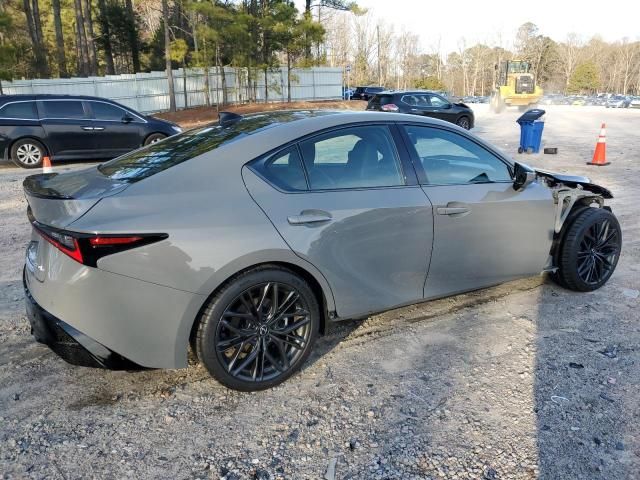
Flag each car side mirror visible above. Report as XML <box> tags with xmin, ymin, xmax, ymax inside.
<box><xmin>513</xmin><ymin>162</ymin><xmax>536</xmax><ymax>191</ymax></box>
<box><xmin>443</xmin><ymin>103</ymin><xmax>452</xmax><ymax>109</ymax></box>
<box><xmin>121</xmin><ymin>115</ymin><xmax>133</xmax><ymax>124</ymax></box>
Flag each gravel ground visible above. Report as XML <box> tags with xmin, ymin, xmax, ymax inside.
<box><xmin>0</xmin><ymin>105</ymin><xmax>639</xmax><ymax>479</ymax></box>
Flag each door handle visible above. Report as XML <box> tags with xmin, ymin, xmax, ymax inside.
<box><xmin>81</xmin><ymin>126</ymin><xmax>94</xmax><ymax>131</ymax></box>
<box><xmin>287</xmin><ymin>210</ymin><xmax>332</xmax><ymax>225</ymax></box>
<box><xmin>92</xmin><ymin>127</ymin><xmax>105</xmax><ymax>131</ymax></box>
<box><xmin>437</xmin><ymin>204</ymin><xmax>470</xmax><ymax>216</ymax></box>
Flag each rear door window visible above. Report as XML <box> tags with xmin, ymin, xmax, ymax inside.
<box><xmin>298</xmin><ymin>125</ymin><xmax>404</xmax><ymax>190</ymax></box>
<box><xmin>40</xmin><ymin>100</ymin><xmax>86</xmax><ymax>119</ymax></box>
<box><xmin>0</xmin><ymin>101</ymin><xmax>38</xmax><ymax>119</ymax></box>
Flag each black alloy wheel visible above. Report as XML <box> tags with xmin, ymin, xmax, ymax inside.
<box><xmin>552</xmin><ymin>207</ymin><xmax>621</xmax><ymax>291</ymax></box>
<box><xmin>195</xmin><ymin>267</ymin><xmax>319</xmax><ymax>391</ymax></box>
<box><xmin>575</xmin><ymin>217</ymin><xmax>620</xmax><ymax>286</ymax></box>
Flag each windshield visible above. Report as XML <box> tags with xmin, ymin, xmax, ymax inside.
<box><xmin>98</xmin><ymin>111</ymin><xmax>325</xmax><ymax>181</ymax></box>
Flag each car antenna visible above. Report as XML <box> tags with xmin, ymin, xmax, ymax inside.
<box><xmin>218</xmin><ymin>111</ymin><xmax>242</xmax><ymax>127</ymax></box>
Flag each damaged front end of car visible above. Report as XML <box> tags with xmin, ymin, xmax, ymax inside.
<box><xmin>513</xmin><ymin>162</ymin><xmax>613</xmax><ymax>234</ymax></box>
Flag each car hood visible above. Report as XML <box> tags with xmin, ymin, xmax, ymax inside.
<box><xmin>534</xmin><ymin>168</ymin><xmax>613</xmax><ymax>198</ymax></box>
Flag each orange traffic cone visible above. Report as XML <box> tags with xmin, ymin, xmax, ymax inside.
<box><xmin>587</xmin><ymin>123</ymin><xmax>610</xmax><ymax>166</ymax></box>
<box><xmin>42</xmin><ymin>156</ymin><xmax>53</xmax><ymax>174</ymax></box>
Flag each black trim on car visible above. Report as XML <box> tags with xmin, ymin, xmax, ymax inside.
<box><xmin>247</xmin><ymin>121</ymin><xmax>415</xmax><ymax>194</ymax></box>
<box><xmin>24</xmin><ymin>270</ymin><xmax>146</xmax><ymax>370</ymax></box>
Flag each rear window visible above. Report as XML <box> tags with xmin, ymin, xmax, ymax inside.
<box><xmin>368</xmin><ymin>94</ymin><xmax>394</xmax><ymax>108</ymax></box>
<box><xmin>0</xmin><ymin>101</ymin><xmax>38</xmax><ymax>119</ymax></box>
<box><xmin>98</xmin><ymin>113</ymin><xmax>307</xmax><ymax>181</ymax></box>
<box><xmin>40</xmin><ymin>100</ymin><xmax>86</xmax><ymax>119</ymax></box>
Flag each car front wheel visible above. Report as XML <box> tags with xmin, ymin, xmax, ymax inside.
<box><xmin>552</xmin><ymin>207</ymin><xmax>621</xmax><ymax>291</ymax></box>
<box><xmin>194</xmin><ymin>266</ymin><xmax>319</xmax><ymax>391</ymax></box>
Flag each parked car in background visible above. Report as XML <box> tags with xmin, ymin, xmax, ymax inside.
<box><xmin>606</xmin><ymin>95</ymin><xmax>631</xmax><ymax>108</ymax></box>
<box><xmin>629</xmin><ymin>96</ymin><xmax>640</xmax><ymax>109</ymax></box>
<box><xmin>0</xmin><ymin>94</ymin><xmax>182</xmax><ymax>168</ymax></box>
<box><xmin>23</xmin><ymin>110</ymin><xmax>621</xmax><ymax>391</ymax></box>
<box><xmin>366</xmin><ymin>90</ymin><xmax>475</xmax><ymax>129</ymax></box>
<box><xmin>351</xmin><ymin>86</ymin><xmax>386</xmax><ymax>101</ymax></box>
<box><xmin>342</xmin><ymin>87</ymin><xmax>354</xmax><ymax>100</ymax></box>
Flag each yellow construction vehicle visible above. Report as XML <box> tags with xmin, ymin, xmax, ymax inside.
<box><xmin>490</xmin><ymin>60</ymin><xmax>543</xmax><ymax>112</ymax></box>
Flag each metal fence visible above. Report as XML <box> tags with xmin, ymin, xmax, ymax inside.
<box><xmin>1</xmin><ymin>67</ymin><xmax>343</xmax><ymax>113</ymax></box>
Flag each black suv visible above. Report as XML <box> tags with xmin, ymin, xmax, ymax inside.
<box><xmin>351</xmin><ymin>86</ymin><xmax>386</xmax><ymax>101</ymax></box>
<box><xmin>366</xmin><ymin>90</ymin><xmax>475</xmax><ymax>129</ymax></box>
<box><xmin>0</xmin><ymin>95</ymin><xmax>182</xmax><ymax>168</ymax></box>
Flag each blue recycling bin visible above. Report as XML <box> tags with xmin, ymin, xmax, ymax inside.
<box><xmin>516</xmin><ymin>109</ymin><xmax>546</xmax><ymax>153</ymax></box>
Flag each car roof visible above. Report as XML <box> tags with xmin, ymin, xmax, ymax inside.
<box><xmin>0</xmin><ymin>94</ymin><xmax>125</xmax><ymax>103</ymax></box>
<box><xmin>189</xmin><ymin>109</ymin><xmax>501</xmax><ymax>167</ymax></box>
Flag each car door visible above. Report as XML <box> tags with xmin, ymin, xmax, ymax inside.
<box><xmin>400</xmin><ymin>124</ymin><xmax>555</xmax><ymax>299</ymax></box>
<box><xmin>243</xmin><ymin>124</ymin><xmax>434</xmax><ymax>319</ymax></box>
<box><xmin>37</xmin><ymin>99</ymin><xmax>97</xmax><ymax>159</ymax></box>
<box><xmin>86</xmin><ymin>100</ymin><xmax>144</xmax><ymax>158</ymax></box>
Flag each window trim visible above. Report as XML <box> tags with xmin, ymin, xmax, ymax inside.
<box><xmin>247</xmin><ymin>122</ymin><xmax>416</xmax><ymax>194</ymax></box>
<box><xmin>297</xmin><ymin>123</ymin><xmax>408</xmax><ymax>192</ymax></box>
<box><xmin>86</xmin><ymin>100</ymin><xmax>147</xmax><ymax>124</ymax></box>
<box><xmin>248</xmin><ymin>144</ymin><xmax>310</xmax><ymax>193</ymax></box>
<box><xmin>397</xmin><ymin>123</ymin><xmax>514</xmax><ymax>187</ymax></box>
<box><xmin>0</xmin><ymin>100</ymin><xmax>39</xmax><ymax>121</ymax></box>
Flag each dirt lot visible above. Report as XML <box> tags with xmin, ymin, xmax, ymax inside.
<box><xmin>155</xmin><ymin>100</ymin><xmax>366</xmax><ymax>129</ymax></box>
<box><xmin>0</xmin><ymin>104</ymin><xmax>639</xmax><ymax>480</ymax></box>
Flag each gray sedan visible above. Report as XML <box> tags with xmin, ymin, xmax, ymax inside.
<box><xmin>23</xmin><ymin>110</ymin><xmax>621</xmax><ymax>391</ymax></box>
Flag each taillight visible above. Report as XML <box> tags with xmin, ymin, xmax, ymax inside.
<box><xmin>33</xmin><ymin>222</ymin><xmax>167</xmax><ymax>267</ymax></box>
<box><xmin>35</xmin><ymin>226</ymin><xmax>84</xmax><ymax>263</ymax></box>
<box><xmin>89</xmin><ymin>236</ymin><xmax>143</xmax><ymax>246</ymax></box>
<box><xmin>381</xmin><ymin>103</ymin><xmax>399</xmax><ymax>112</ymax></box>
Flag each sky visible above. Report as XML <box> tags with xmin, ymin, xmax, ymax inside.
<box><xmin>296</xmin><ymin>0</ymin><xmax>640</xmax><ymax>54</ymax></box>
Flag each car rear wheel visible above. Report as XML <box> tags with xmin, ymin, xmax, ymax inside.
<box><xmin>11</xmin><ymin>139</ymin><xmax>46</xmax><ymax>169</ymax></box>
<box><xmin>144</xmin><ymin>133</ymin><xmax>166</xmax><ymax>146</ymax></box>
<box><xmin>552</xmin><ymin>208</ymin><xmax>621</xmax><ymax>291</ymax></box>
<box><xmin>194</xmin><ymin>266</ymin><xmax>319</xmax><ymax>391</ymax></box>
<box><xmin>456</xmin><ymin>116</ymin><xmax>471</xmax><ymax>129</ymax></box>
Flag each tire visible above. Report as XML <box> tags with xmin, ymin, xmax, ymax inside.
<box><xmin>456</xmin><ymin>116</ymin><xmax>471</xmax><ymax>130</ymax></box>
<box><xmin>144</xmin><ymin>133</ymin><xmax>167</xmax><ymax>146</ymax></box>
<box><xmin>10</xmin><ymin>138</ymin><xmax>46</xmax><ymax>169</ymax></box>
<box><xmin>194</xmin><ymin>266</ymin><xmax>320</xmax><ymax>391</ymax></box>
<box><xmin>552</xmin><ymin>208</ymin><xmax>622</xmax><ymax>292</ymax></box>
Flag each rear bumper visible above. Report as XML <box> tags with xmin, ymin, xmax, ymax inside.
<box><xmin>24</xmin><ymin>270</ymin><xmax>144</xmax><ymax>370</ymax></box>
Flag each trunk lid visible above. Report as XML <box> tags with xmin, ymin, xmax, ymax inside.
<box><xmin>23</xmin><ymin>167</ymin><xmax>130</xmax><ymax>228</ymax></box>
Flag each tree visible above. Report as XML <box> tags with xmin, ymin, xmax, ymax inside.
<box><xmin>51</xmin><ymin>0</ymin><xmax>68</xmax><ymax>77</ymax></box>
<box><xmin>568</xmin><ymin>61</ymin><xmax>599</xmax><ymax>93</ymax></box>
<box><xmin>23</xmin><ymin>0</ymin><xmax>50</xmax><ymax>77</ymax></box>
<box><xmin>414</xmin><ymin>76</ymin><xmax>445</xmax><ymax>91</ymax></box>
<box><xmin>125</xmin><ymin>0</ymin><xmax>141</xmax><ymax>72</ymax></box>
<box><xmin>73</xmin><ymin>0</ymin><xmax>90</xmax><ymax>75</ymax></box>
<box><xmin>97</xmin><ymin>0</ymin><xmax>115</xmax><ymax>75</ymax></box>
<box><xmin>83</xmin><ymin>0</ymin><xmax>99</xmax><ymax>75</ymax></box>
<box><xmin>162</xmin><ymin>0</ymin><xmax>177</xmax><ymax>112</ymax></box>
<box><xmin>557</xmin><ymin>34</ymin><xmax>583</xmax><ymax>92</ymax></box>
